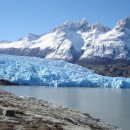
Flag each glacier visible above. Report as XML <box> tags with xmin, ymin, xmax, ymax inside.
<box><xmin>0</xmin><ymin>54</ymin><xmax>130</xmax><ymax>88</ymax></box>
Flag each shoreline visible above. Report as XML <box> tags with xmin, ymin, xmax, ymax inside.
<box><xmin>0</xmin><ymin>90</ymin><xmax>121</xmax><ymax>130</ymax></box>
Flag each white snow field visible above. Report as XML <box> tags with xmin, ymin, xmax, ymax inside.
<box><xmin>0</xmin><ymin>54</ymin><xmax>130</xmax><ymax>88</ymax></box>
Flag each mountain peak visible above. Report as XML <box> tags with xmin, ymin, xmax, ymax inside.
<box><xmin>18</xmin><ymin>33</ymin><xmax>40</xmax><ymax>41</ymax></box>
<box><xmin>53</xmin><ymin>18</ymin><xmax>110</xmax><ymax>33</ymax></box>
<box><xmin>91</xmin><ymin>23</ymin><xmax>110</xmax><ymax>32</ymax></box>
<box><xmin>63</xmin><ymin>18</ymin><xmax>89</xmax><ymax>28</ymax></box>
<box><xmin>115</xmin><ymin>16</ymin><xmax>130</xmax><ymax>31</ymax></box>
<box><xmin>80</xmin><ymin>18</ymin><xmax>88</xmax><ymax>26</ymax></box>
<box><xmin>53</xmin><ymin>18</ymin><xmax>89</xmax><ymax>32</ymax></box>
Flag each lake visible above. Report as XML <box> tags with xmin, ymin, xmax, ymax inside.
<box><xmin>0</xmin><ymin>86</ymin><xmax>130</xmax><ymax>130</ymax></box>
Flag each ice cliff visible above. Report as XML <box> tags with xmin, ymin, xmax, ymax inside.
<box><xmin>0</xmin><ymin>54</ymin><xmax>130</xmax><ymax>88</ymax></box>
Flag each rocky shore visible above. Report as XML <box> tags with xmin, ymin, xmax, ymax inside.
<box><xmin>0</xmin><ymin>79</ymin><xmax>16</xmax><ymax>85</ymax></box>
<box><xmin>0</xmin><ymin>90</ymin><xmax>121</xmax><ymax>130</ymax></box>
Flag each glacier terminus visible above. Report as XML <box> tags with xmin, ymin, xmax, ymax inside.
<box><xmin>0</xmin><ymin>54</ymin><xmax>130</xmax><ymax>88</ymax></box>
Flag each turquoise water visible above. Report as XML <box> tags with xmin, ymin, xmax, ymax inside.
<box><xmin>0</xmin><ymin>86</ymin><xmax>130</xmax><ymax>130</ymax></box>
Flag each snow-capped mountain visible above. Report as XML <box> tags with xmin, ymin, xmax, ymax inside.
<box><xmin>79</xmin><ymin>16</ymin><xmax>130</xmax><ymax>64</ymax></box>
<box><xmin>0</xmin><ymin>54</ymin><xmax>130</xmax><ymax>88</ymax></box>
<box><xmin>0</xmin><ymin>16</ymin><xmax>130</xmax><ymax>64</ymax></box>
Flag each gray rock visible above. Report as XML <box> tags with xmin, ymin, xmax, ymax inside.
<box><xmin>0</xmin><ymin>108</ymin><xmax>3</xmax><ymax>115</ymax></box>
<box><xmin>3</xmin><ymin>109</ymin><xmax>15</xmax><ymax>117</ymax></box>
<box><xmin>0</xmin><ymin>90</ymin><xmax>121</xmax><ymax>130</ymax></box>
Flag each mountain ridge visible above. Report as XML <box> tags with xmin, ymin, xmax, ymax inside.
<box><xmin>0</xmin><ymin>16</ymin><xmax>130</xmax><ymax>65</ymax></box>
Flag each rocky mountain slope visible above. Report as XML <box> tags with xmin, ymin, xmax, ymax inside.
<box><xmin>0</xmin><ymin>90</ymin><xmax>121</xmax><ymax>130</ymax></box>
<box><xmin>81</xmin><ymin>64</ymin><xmax>130</xmax><ymax>78</ymax></box>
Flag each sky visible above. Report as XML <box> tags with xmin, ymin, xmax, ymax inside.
<box><xmin>0</xmin><ymin>0</ymin><xmax>130</xmax><ymax>41</ymax></box>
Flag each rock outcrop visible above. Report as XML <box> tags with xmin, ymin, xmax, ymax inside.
<box><xmin>0</xmin><ymin>79</ymin><xmax>16</xmax><ymax>85</ymax></box>
<box><xmin>0</xmin><ymin>90</ymin><xmax>121</xmax><ymax>130</ymax></box>
<box><xmin>78</xmin><ymin>64</ymin><xmax>130</xmax><ymax>78</ymax></box>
